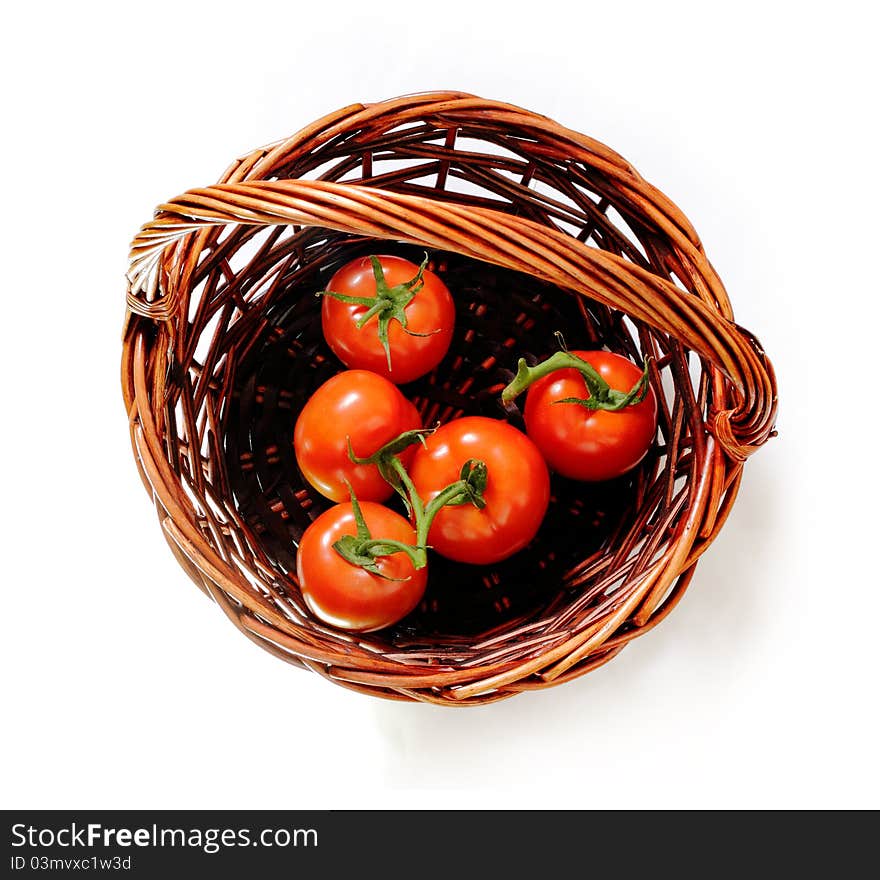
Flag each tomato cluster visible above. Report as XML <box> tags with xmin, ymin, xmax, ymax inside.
<box><xmin>292</xmin><ymin>254</ymin><xmax>659</xmax><ymax>632</ymax></box>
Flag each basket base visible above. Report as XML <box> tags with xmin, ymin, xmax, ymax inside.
<box><xmin>224</xmin><ymin>238</ymin><xmax>651</xmax><ymax>644</ymax></box>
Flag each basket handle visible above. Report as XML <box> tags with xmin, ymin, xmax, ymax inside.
<box><xmin>127</xmin><ymin>179</ymin><xmax>776</xmax><ymax>460</ymax></box>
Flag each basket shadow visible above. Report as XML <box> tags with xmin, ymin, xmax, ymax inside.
<box><xmin>366</xmin><ymin>448</ymin><xmax>781</xmax><ymax>787</ymax></box>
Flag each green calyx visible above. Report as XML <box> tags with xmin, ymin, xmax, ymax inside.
<box><xmin>346</xmin><ymin>427</ymin><xmax>436</xmax><ymax>516</ymax></box>
<box><xmin>395</xmin><ymin>456</ymin><xmax>488</xmax><ymax>550</ymax></box>
<box><xmin>332</xmin><ymin>482</ymin><xmax>425</xmax><ymax>579</ymax></box>
<box><xmin>501</xmin><ymin>346</ymin><xmax>650</xmax><ymax>412</ymax></box>
<box><xmin>317</xmin><ymin>254</ymin><xmax>438</xmax><ymax>372</ymax></box>
<box><xmin>332</xmin><ymin>430</ymin><xmax>489</xmax><ymax>577</ymax></box>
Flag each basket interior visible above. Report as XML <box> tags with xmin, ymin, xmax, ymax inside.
<box><xmin>224</xmin><ymin>239</ymin><xmax>661</xmax><ymax>642</ymax></box>
<box><xmin>161</xmin><ymin>115</ymin><xmax>710</xmax><ymax>659</ymax></box>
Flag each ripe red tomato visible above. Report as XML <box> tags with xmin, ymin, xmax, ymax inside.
<box><xmin>294</xmin><ymin>369</ymin><xmax>421</xmax><ymax>503</ymax></box>
<box><xmin>523</xmin><ymin>350</ymin><xmax>658</xmax><ymax>481</ymax></box>
<box><xmin>296</xmin><ymin>502</ymin><xmax>427</xmax><ymax>632</ymax></box>
<box><xmin>408</xmin><ymin>417</ymin><xmax>550</xmax><ymax>565</ymax></box>
<box><xmin>320</xmin><ymin>254</ymin><xmax>455</xmax><ymax>384</ymax></box>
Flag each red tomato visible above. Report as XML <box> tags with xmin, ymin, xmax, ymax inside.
<box><xmin>409</xmin><ymin>417</ymin><xmax>550</xmax><ymax>565</ymax></box>
<box><xmin>294</xmin><ymin>370</ymin><xmax>421</xmax><ymax>503</ymax></box>
<box><xmin>320</xmin><ymin>255</ymin><xmax>455</xmax><ymax>384</ymax></box>
<box><xmin>523</xmin><ymin>350</ymin><xmax>658</xmax><ymax>481</ymax></box>
<box><xmin>296</xmin><ymin>502</ymin><xmax>427</xmax><ymax>632</ymax></box>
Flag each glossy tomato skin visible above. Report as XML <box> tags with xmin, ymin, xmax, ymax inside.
<box><xmin>523</xmin><ymin>350</ymin><xmax>658</xmax><ymax>482</ymax></box>
<box><xmin>296</xmin><ymin>502</ymin><xmax>427</xmax><ymax>632</ymax></box>
<box><xmin>321</xmin><ymin>255</ymin><xmax>455</xmax><ymax>384</ymax></box>
<box><xmin>409</xmin><ymin>416</ymin><xmax>550</xmax><ymax>565</ymax></box>
<box><xmin>294</xmin><ymin>370</ymin><xmax>421</xmax><ymax>503</ymax></box>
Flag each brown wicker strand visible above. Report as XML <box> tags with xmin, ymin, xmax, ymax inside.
<box><xmin>122</xmin><ymin>93</ymin><xmax>777</xmax><ymax>705</ymax></box>
<box><xmin>129</xmin><ymin>179</ymin><xmax>775</xmax><ymax>458</ymax></box>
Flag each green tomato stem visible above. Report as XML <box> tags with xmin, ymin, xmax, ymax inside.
<box><xmin>331</xmin><ymin>481</ymin><xmax>424</xmax><ymax>579</ymax></box>
<box><xmin>501</xmin><ymin>350</ymin><xmax>650</xmax><ymax>412</ymax></box>
<box><xmin>389</xmin><ymin>456</ymin><xmax>488</xmax><ymax>550</ymax></box>
<box><xmin>330</xmin><ymin>434</ymin><xmax>489</xmax><ymax>577</ymax></box>
<box><xmin>317</xmin><ymin>253</ymin><xmax>439</xmax><ymax>372</ymax></box>
<box><xmin>346</xmin><ymin>427</ymin><xmax>436</xmax><ymax>515</ymax></box>
<box><xmin>358</xmin><ymin>538</ymin><xmax>426</xmax><ymax>570</ymax></box>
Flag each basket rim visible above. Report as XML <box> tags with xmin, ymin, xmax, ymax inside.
<box><xmin>121</xmin><ymin>92</ymin><xmax>777</xmax><ymax>705</ymax></box>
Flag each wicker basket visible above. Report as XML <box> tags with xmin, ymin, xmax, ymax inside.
<box><xmin>122</xmin><ymin>92</ymin><xmax>777</xmax><ymax>706</ymax></box>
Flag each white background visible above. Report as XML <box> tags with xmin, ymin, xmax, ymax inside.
<box><xmin>1</xmin><ymin>1</ymin><xmax>877</xmax><ymax>809</ymax></box>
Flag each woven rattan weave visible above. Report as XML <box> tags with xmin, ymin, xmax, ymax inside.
<box><xmin>122</xmin><ymin>92</ymin><xmax>777</xmax><ymax>705</ymax></box>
